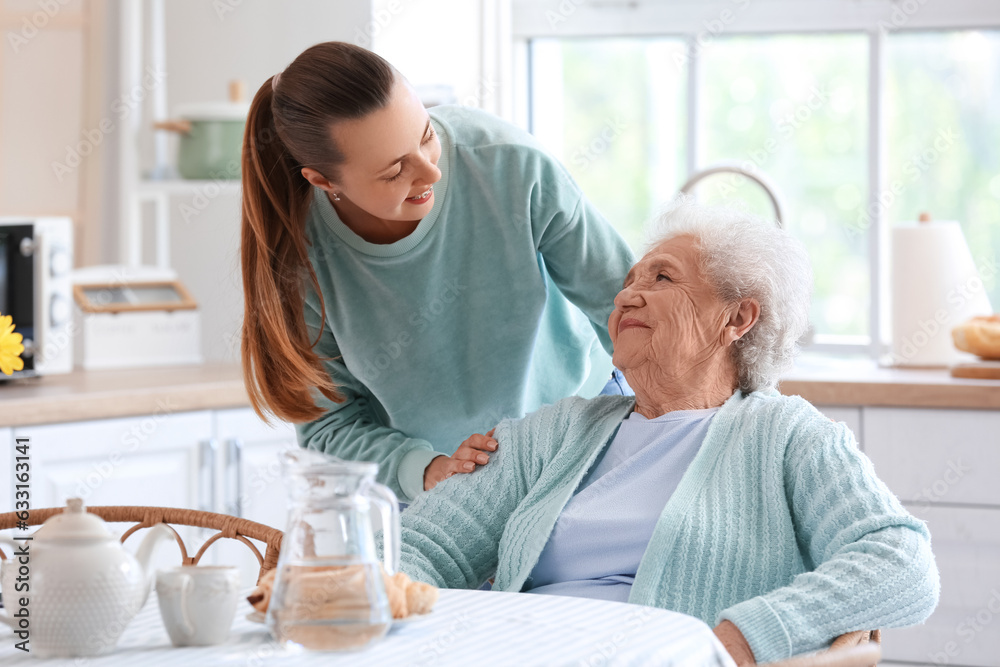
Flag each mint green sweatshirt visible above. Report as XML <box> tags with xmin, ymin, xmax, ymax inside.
<box><xmin>297</xmin><ymin>106</ymin><xmax>636</xmax><ymax>502</ymax></box>
<box><xmin>397</xmin><ymin>391</ymin><xmax>939</xmax><ymax>662</ymax></box>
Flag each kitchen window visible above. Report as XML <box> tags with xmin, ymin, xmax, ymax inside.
<box><xmin>513</xmin><ymin>0</ymin><xmax>1000</xmax><ymax>357</ymax></box>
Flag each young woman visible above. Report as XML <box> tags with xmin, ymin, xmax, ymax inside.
<box><xmin>241</xmin><ymin>42</ymin><xmax>635</xmax><ymax>502</ymax></box>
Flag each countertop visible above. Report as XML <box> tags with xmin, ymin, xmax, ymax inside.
<box><xmin>1</xmin><ymin>357</ymin><xmax>998</xmax><ymax>428</ymax></box>
<box><xmin>778</xmin><ymin>355</ymin><xmax>1000</xmax><ymax>410</ymax></box>
<box><xmin>0</xmin><ymin>364</ymin><xmax>249</xmax><ymax>428</ymax></box>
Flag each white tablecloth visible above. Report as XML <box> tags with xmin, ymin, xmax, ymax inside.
<box><xmin>1</xmin><ymin>588</ymin><xmax>736</xmax><ymax>666</ymax></box>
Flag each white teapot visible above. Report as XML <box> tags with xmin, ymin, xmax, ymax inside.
<box><xmin>0</xmin><ymin>498</ymin><xmax>172</xmax><ymax>658</ymax></box>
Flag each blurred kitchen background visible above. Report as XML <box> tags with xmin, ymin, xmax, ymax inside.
<box><xmin>0</xmin><ymin>0</ymin><xmax>997</xmax><ymax>361</ymax></box>
<box><xmin>2</xmin><ymin>3</ymin><xmax>999</xmax><ymax>665</ymax></box>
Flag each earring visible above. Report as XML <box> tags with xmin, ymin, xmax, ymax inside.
<box><xmin>331</xmin><ymin>192</ymin><xmax>341</xmax><ymax>202</ymax></box>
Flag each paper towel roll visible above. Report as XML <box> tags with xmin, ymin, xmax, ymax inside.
<box><xmin>891</xmin><ymin>220</ymin><xmax>993</xmax><ymax>366</ymax></box>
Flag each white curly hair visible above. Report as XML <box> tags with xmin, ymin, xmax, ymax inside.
<box><xmin>645</xmin><ymin>196</ymin><xmax>813</xmax><ymax>393</ymax></box>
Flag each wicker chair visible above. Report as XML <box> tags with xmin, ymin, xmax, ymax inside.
<box><xmin>762</xmin><ymin>630</ymin><xmax>882</xmax><ymax>667</ymax></box>
<box><xmin>0</xmin><ymin>506</ymin><xmax>282</xmax><ymax>584</ymax></box>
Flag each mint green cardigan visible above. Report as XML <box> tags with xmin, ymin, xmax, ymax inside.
<box><xmin>397</xmin><ymin>390</ymin><xmax>939</xmax><ymax>662</ymax></box>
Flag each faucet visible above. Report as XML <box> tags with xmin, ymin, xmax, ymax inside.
<box><xmin>678</xmin><ymin>162</ymin><xmax>785</xmax><ymax>228</ymax></box>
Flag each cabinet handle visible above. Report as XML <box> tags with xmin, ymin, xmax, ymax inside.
<box><xmin>227</xmin><ymin>438</ymin><xmax>244</xmax><ymax>518</ymax></box>
<box><xmin>199</xmin><ymin>438</ymin><xmax>218</xmax><ymax>513</ymax></box>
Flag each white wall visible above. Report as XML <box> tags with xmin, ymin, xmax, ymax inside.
<box><xmin>161</xmin><ymin>0</ymin><xmax>374</xmax><ymax>138</ymax></box>
<box><xmin>140</xmin><ymin>0</ymin><xmax>373</xmax><ymax>362</ymax></box>
<box><xmin>0</xmin><ymin>0</ymin><xmax>93</xmax><ymax>261</ymax></box>
<box><xmin>2</xmin><ymin>0</ymin><xmax>492</xmax><ymax>364</ymax></box>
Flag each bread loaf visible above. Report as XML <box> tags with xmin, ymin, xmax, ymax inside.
<box><xmin>952</xmin><ymin>315</ymin><xmax>1000</xmax><ymax>360</ymax></box>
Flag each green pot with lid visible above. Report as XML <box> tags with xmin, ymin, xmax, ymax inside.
<box><xmin>155</xmin><ymin>81</ymin><xmax>248</xmax><ymax>180</ymax></box>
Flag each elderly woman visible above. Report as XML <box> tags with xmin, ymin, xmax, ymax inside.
<box><xmin>395</xmin><ymin>199</ymin><xmax>939</xmax><ymax>664</ymax></box>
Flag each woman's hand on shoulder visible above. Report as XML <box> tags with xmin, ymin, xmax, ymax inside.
<box><xmin>423</xmin><ymin>429</ymin><xmax>497</xmax><ymax>491</ymax></box>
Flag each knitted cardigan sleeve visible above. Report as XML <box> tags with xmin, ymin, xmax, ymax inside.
<box><xmin>718</xmin><ymin>405</ymin><xmax>940</xmax><ymax>662</ymax></box>
<box><xmin>396</xmin><ymin>415</ymin><xmax>535</xmax><ymax>590</ymax></box>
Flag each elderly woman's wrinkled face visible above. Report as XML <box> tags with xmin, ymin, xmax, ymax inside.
<box><xmin>609</xmin><ymin>235</ymin><xmax>733</xmax><ymax>377</ymax></box>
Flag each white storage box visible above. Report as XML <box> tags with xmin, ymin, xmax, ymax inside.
<box><xmin>73</xmin><ymin>272</ymin><xmax>202</xmax><ymax>370</ymax></box>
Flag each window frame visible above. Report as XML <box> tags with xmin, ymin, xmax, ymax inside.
<box><xmin>509</xmin><ymin>0</ymin><xmax>1000</xmax><ymax>359</ymax></box>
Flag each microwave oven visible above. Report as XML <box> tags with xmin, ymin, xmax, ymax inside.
<box><xmin>0</xmin><ymin>217</ymin><xmax>73</xmax><ymax>377</ymax></box>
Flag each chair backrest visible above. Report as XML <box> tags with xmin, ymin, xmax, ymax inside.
<box><xmin>0</xmin><ymin>506</ymin><xmax>282</xmax><ymax>584</ymax></box>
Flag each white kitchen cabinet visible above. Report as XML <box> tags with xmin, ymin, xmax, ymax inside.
<box><xmin>813</xmin><ymin>405</ymin><xmax>862</xmax><ymax>444</ymax></box>
<box><xmin>11</xmin><ymin>412</ymin><xmax>215</xmax><ymax>572</ymax></box>
<box><xmin>214</xmin><ymin>407</ymin><xmax>297</xmax><ymax>586</ymax></box>
<box><xmin>856</xmin><ymin>406</ymin><xmax>1000</xmax><ymax>667</ymax></box>
<box><xmin>215</xmin><ymin>407</ymin><xmax>296</xmax><ymax>524</ymax></box>
<box><xmin>880</xmin><ymin>505</ymin><xmax>1000</xmax><ymax>667</ymax></box>
<box><xmin>0</xmin><ymin>408</ymin><xmax>296</xmax><ymax>586</ymax></box>
<box><xmin>14</xmin><ymin>412</ymin><xmax>213</xmax><ymax>511</ymax></box>
<box><xmin>862</xmin><ymin>407</ymin><xmax>1000</xmax><ymax>506</ymax></box>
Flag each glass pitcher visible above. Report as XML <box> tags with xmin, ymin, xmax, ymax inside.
<box><xmin>267</xmin><ymin>449</ymin><xmax>400</xmax><ymax>652</ymax></box>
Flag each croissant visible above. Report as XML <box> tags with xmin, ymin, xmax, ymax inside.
<box><xmin>247</xmin><ymin>568</ymin><xmax>275</xmax><ymax>612</ymax></box>
<box><xmin>246</xmin><ymin>565</ymin><xmax>438</xmax><ymax>620</ymax></box>
<box><xmin>387</xmin><ymin>570</ymin><xmax>439</xmax><ymax>617</ymax></box>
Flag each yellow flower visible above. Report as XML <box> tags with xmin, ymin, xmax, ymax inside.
<box><xmin>0</xmin><ymin>313</ymin><xmax>25</xmax><ymax>375</ymax></box>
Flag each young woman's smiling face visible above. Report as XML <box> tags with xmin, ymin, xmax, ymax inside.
<box><xmin>301</xmin><ymin>77</ymin><xmax>442</xmax><ymax>226</ymax></box>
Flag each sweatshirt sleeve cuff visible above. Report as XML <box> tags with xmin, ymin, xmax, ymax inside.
<box><xmin>397</xmin><ymin>448</ymin><xmax>444</xmax><ymax>503</ymax></box>
<box><xmin>717</xmin><ymin>596</ymin><xmax>792</xmax><ymax>664</ymax></box>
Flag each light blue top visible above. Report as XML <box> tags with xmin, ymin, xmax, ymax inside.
<box><xmin>527</xmin><ymin>406</ymin><xmax>718</xmax><ymax>602</ymax></box>
<box><xmin>394</xmin><ymin>391</ymin><xmax>939</xmax><ymax>663</ymax></box>
<box><xmin>295</xmin><ymin>105</ymin><xmax>635</xmax><ymax>502</ymax></box>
